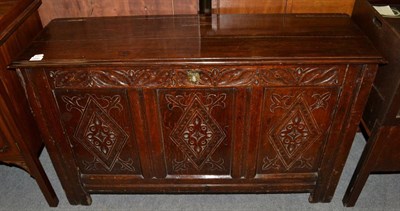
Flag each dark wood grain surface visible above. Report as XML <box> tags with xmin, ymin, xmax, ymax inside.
<box><xmin>37</xmin><ymin>0</ymin><xmax>357</xmax><ymax>26</ymax></box>
<box><xmin>287</xmin><ymin>0</ymin><xmax>355</xmax><ymax>14</ymax></box>
<box><xmin>38</xmin><ymin>0</ymin><xmax>199</xmax><ymax>26</ymax></box>
<box><xmin>12</xmin><ymin>14</ymin><xmax>382</xmax><ymax>68</ymax></box>
<box><xmin>215</xmin><ymin>0</ymin><xmax>286</xmax><ymax>14</ymax></box>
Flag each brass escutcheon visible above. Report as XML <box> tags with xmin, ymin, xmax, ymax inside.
<box><xmin>187</xmin><ymin>70</ymin><xmax>200</xmax><ymax>84</ymax></box>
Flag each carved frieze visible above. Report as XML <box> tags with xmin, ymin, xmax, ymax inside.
<box><xmin>48</xmin><ymin>66</ymin><xmax>341</xmax><ymax>88</ymax></box>
<box><xmin>260</xmin><ymin>67</ymin><xmax>339</xmax><ymax>86</ymax></box>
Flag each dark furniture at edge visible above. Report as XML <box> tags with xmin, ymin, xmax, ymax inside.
<box><xmin>11</xmin><ymin>14</ymin><xmax>382</xmax><ymax>205</ymax></box>
<box><xmin>0</xmin><ymin>0</ymin><xmax>58</xmax><ymax>207</ymax></box>
<box><xmin>344</xmin><ymin>0</ymin><xmax>400</xmax><ymax>207</ymax></box>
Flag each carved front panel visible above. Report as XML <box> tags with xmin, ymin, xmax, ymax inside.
<box><xmin>158</xmin><ymin>89</ymin><xmax>234</xmax><ymax>175</ymax></box>
<box><xmin>54</xmin><ymin>90</ymin><xmax>142</xmax><ymax>175</ymax></box>
<box><xmin>258</xmin><ymin>87</ymin><xmax>339</xmax><ymax>173</ymax></box>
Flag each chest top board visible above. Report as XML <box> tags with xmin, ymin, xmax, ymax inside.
<box><xmin>11</xmin><ymin>14</ymin><xmax>383</xmax><ymax>205</ymax></box>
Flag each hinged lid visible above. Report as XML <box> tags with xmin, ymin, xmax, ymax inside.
<box><xmin>11</xmin><ymin>14</ymin><xmax>384</xmax><ymax>67</ymax></box>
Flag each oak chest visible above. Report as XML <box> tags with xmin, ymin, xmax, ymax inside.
<box><xmin>11</xmin><ymin>14</ymin><xmax>383</xmax><ymax>205</ymax></box>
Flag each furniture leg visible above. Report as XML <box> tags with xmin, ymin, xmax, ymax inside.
<box><xmin>25</xmin><ymin>153</ymin><xmax>59</xmax><ymax>207</ymax></box>
<box><xmin>342</xmin><ymin>126</ymin><xmax>386</xmax><ymax>207</ymax></box>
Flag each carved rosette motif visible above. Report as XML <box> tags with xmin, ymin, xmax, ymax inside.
<box><xmin>268</xmin><ymin>96</ymin><xmax>322</xmax><ymax>170</ymax></box>
<box><xmin>48</xmin><ymin>66</ymin><xmax>340</xmax><ymax>88</ymax></box>
<box><xmin>62</xmin><ymin>95</ymin><xmax>135</xmax><ymax>172</ymax></box>
<box><xmin>166</xmin><ymin>93</ymin><xmax>227</xmax><ymax>171</ymax></box>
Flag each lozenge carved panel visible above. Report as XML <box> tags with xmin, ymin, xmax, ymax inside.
<box><xmin>258</xmin><ymin>87</ymin><xmax>339</xmax><ymax>173</ymax></box>
<box><xmin>55</xmin><ymin>90</ymin><xmax>142</xmax><ymax>175</ymax></box>
<box><xmin>158</xmin><ymin>89</ymin><xmax>234</xmax><ymax>175</ymax></box>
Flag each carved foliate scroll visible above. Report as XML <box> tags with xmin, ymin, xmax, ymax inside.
<box><xmin>260</xmin><ymin>67</ymin><xmax>339</xmax><ymax>86</ymax></box>
<box><xmin>48</xmin><ymin>65</ymin><xmax>342</xmax><ymax>88</ymax></box>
